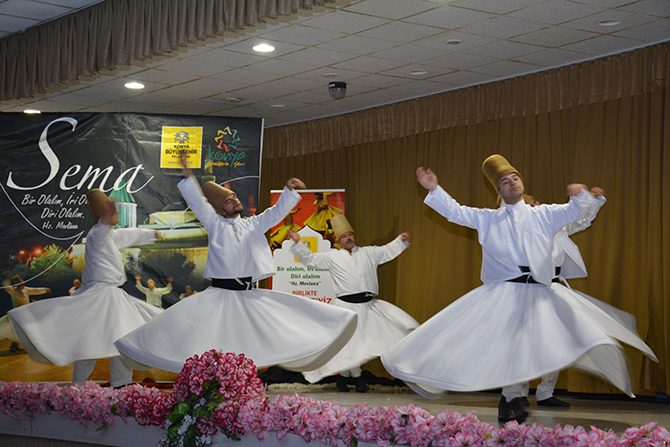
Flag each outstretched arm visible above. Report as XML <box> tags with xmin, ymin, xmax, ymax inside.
<box><xmin>179</xmin><ymin>151</ymin><xmax>192</xmax><ymax>179</ymax></box>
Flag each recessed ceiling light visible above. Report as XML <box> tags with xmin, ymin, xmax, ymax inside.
<box><xmin>253</xmin><ymin>43</ymin><xmax>275</xmax><ymax>53</ymax></box>
<box><xmin>270</xmin><ymin>104</ymin><xmax>286</xmax><ymax>108</ymax></box>
<box><xmin>224</xmin><ymin>97</ymin><xmax>241</xmax><ymax>104</ymax></box>
<box><xmin>445</xmin><ymin>39</ymin><xmax>463</xmax><ymax>45</ymax></box>
<box><xmin>23</xmin><ymin>109</ymin><xmax>41</xmax><ymax>114</ymax></box>
<box><xmin>409</xmin><ymin>69</ymin><xmax>428</xmax><ymax>76</ymax></box>
<box><xmin>596</xmin><ymin>19</ymin><xmax>621</xmax><ymax>27</ymax></box>
<box><xmin>124</xmin><ymin>82</ymin><xmax>145</xmax><ymax>89</ymax></box>
<box><xmin>324</xmin><ymin>73</ymin><xmax>339</xmax><ymax>78</ymax></box>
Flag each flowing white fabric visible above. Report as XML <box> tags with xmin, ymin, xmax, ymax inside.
<box><xmin>381</xmin><ymin>281</ymin><xmax>655</xmax><ymax>399</ymax></box>
<box><xmin>115</xmin><ymin>286</ymin><xmax>357</xmax><ymax>373</ymax></box>
<box><xmin>303</xmin><ymin>297</ymin><xmax>418</xmax><ymax>383</ymax></box>
<box><xmin>115</xmin><ymin>176</ymin><xmax>357</xmax><ymax>373</ymax></box>
<box><xmin>8</xmin><ymin>222</ymin><xmax>161</xmax><ymax>366</ymax></box>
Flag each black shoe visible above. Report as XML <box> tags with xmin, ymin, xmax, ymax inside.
<box><xmin>9</xmin><ymin>342</ymin><xmax>18</xmax><ymax>353</ymax></box>
<box><xmin>497</xmin><ymin>396</ymin><xmax>515</xmax><ymax>422</ymax></box>
<box><xmin>521</xmin><ymin>396</ymin><xmax>530</xmax><ymax>409</ymax></box>
<box><xmin>537</xmin><ymin>396</ymin><xmax>570</xmax><ymax>408</ymax></box>
<box><xmin>336</xmin><ymin>375</ymin><xmax>350</xmax><ymax>392</ymax></box>
<box><xmin>508</xmin><ymin>397</ymin><xmax>528</xmax><ymax>423</ymax></box>
<box><xmin>354</xmin><ymin>376</ymin><xmax>369</xmax><ymax>393</ymax></box>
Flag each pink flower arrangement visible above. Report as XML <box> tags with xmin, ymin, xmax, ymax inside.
<box><xmin>0</xmin><ymin>351</ymin><xmax>668</xmax><ymax>447</ymax></box>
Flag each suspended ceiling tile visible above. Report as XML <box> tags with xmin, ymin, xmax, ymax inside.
<box><xmin>351</xmin><ymin>73</ymin><xmax>414</xmax><ymax>88</ymax></box>
<box><xmin>186</xmin><ymin>49</ymin><xmax>266</xmax><ymax>68</ymax></box>
<box><xmin>262</xmin><ymin>76</ymin><xmax>324</xmax><ymax>92</ymax></box>
<box><xmin>459</xmin><ymin>16</ymin><xmax>548</xmax><ymax>39</ymax></box>
<box><xmin>358</xmin><ymin>21</ymin><xmax>445</xmax><ymax>43</ymax></box>
<box><xmin>423</xmin><ymin>52</ymin><xmax>493</xmax><ymax>71</ymax></box>
<box><xmin>330</xmin><ymin>55</ymin><xmax>409</xmax><ymax>73</ymax></box>
<box><xmin>343</xmin><ymin>0</ymin><xmax>438</xmax><ymax>20</ymax></box>
<box><xmin>513</xmin><ymin>48</ymin><xmax>592</xmax><ymax>67</ymax></box>
<box><xmin>157</xmin><ymin>59</ymin><xmax>231</xmax><ymax>78</ymax></box>
<box><xmin>614</xmin><ymin>19</ymin><xmax>670</xmax><ymax>42</ymax></box>
<box><xmin>0</xmin><ymin>0</ymin><xmax>69</xmax><ymax>21</ymax></box>
<box><xmin>278</xmin><ymin>47</ymin><xmax>359</xmax><ymax>66</ymax></box>
<box><xmin>179</xmin><ymin>77</ymin><xmax>248</xmax><ymax>94</ymax></box>
<box><xmin>300</xmin><ymin>9</ymin><xmax>390</xmax><ymax>34</ymax></box>
<box><xmin>218</xmin><ymin>38</ymin><xmax>306</xmax><ymax>57</ymax></box>
<box><xmin>0</xmin><ymin>15</ymin><xmax>39</xmax><ymax>33</ymax></box>
<box><xmin>511</xmin><ymin>26</ymin><xmax>600</xmax><ymax>47</ymax></box>
<box><xmin>379</xmin><ymin>65</ymin><xmax>456</xmax><ymax>80</ymax></box>
<box><xmin>370</xmin><ymin>44</ymin><xmax>447</xmax><ymax>64</ymax></box>
<box><xmin>259</xmin><ymin>24</ymin><xmax>346</xmax><ymax>46</ymax></box>
<box><xmin>471</xmin><ymin>59</ymin><xmax>544</xmax><ymax>77</ymax></box>
<box><xmin>568</xmin><ymin>0</ymin><xmax>636</xmax><ymax>7</ymax></box>
<box><xmin>404</xmin><ymin>5</ymin><xmax>495</xmax><ymax>29</ymax></box>
<box><xmin>560</xmin><ymin>34</ymin><xmax>647</xmax><ymax>55</ymax></box>
<box><xmin>317</xmin><ymin>35</ymin><xmax>399</xmax><ymax>55</ymax></box>
<box><xmin>211</xmin><ymin>68</ymin><xmax>285</xmax><ymax>86</ymax></box>
<box><xmin>618</xmin><ymin>0</ymin><xmax>670</xmax><ymax>17</ymax></box>
<box><xmin>562</xmin><ymin>10</ymin><xmax>658</xmax><ymax>33</ymax></box>
<box><xmin>466</xmin><ymin>40</ymin><xmax>545</xmax><ymax>59</ymax></box>
<box><xmin>128</xmin><ymin>69</ymin><xmax>202</xmax><ymax>86</ymax></box>
<box><xmin>412</xmin><ymin>31</ymin><xmax>497</xmax><ymax>51</ymax></box>
<box><xmin>450</xmin><ymin>0</ymin><xmax>547</xmax><ymax>15</ymax></box>
<box><xmin>509</xmin><ymin>1</ymin><xmax>603</xmax><ymax>25</ymax></box>
<box><xmin>244</xmin><ymin>58</ymin><xmax>317</xmax><ymax>77</ymax></box>
<box><xmin>293</xmin><ymin>67</ymin><xmax>368</xmax><ymax>82</ymax></box>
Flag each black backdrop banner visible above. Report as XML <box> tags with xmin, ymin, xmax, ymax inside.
<box><xmin>0</xmin><ymin>113</ymin><xmax>263</xmax><ymax>312</ymax></box>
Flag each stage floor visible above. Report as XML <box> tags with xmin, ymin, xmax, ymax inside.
<box><xmin>266</xmin><ymin>383</ymin><xmax>670</xmax><ymax>434</ymax></box>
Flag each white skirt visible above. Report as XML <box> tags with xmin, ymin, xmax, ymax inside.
<box><xmin>302</xmin><ymin>297</ymin><xmax>419</xmax><ymax>383</ymax></box>
<box><xmin>8</xmin><ymin>284</ymin><xmax>163</xmax><ymax>366</ymax></box>
<box><xmin>381</xmin><ymin>282</ymin><xmax>657</xmax><ymax>399</ymax></box>
<box><xmin>114</xmin><ymin>287</ymin><xmax>358</xmax><ymax>373</ymax></box>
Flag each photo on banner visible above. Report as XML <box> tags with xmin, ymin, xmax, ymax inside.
<box><xmin>270</xmin><ymin>190</ymin><xmax>345</xmax><ymax>304</ymax></box>
<box><xmin>0</xmin><ymin>113</ymin><xmax>262</xmax><ymax>379</ymax></box>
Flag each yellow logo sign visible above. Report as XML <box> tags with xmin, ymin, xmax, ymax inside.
<box><xmin>161</xmin><ymin>127</ymin><xmax>203</xmax><ymax>168</ymax></box>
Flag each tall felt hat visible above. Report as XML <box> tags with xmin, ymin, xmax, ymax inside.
<box><xmin>330</xmin><ymin>213</ymin><xmax>354</xmax><ymax>240</ymax></box>
<box><xmin>11</xmin><ymin>275</ymin><xmax>23</xmax><ymax>286</ymax></box>
<box><xmin>202</xmin><ymin>181</ymin><xmax>235</xmax><ymax>215</ymax></box>
<box><xmin>482</xmin><ymin>154</ymin><xmax>522</xmax><ymax>189</ymax></box>
<box><xmin>86</xmin><ymin>189</ymin><xmax>112</xmax><ymax>222</ymax></box>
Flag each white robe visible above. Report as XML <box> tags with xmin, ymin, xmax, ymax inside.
<box><xmin>8</xmin><ymin>222</ymin><xmax>161</xmax><ymax>366</ymax></box>
<box><xmin>114</xmin><ymin>176</ymin><xmax>357</xmax><ymax>373</ymax></box>
<box><xmin>291</xmin><ymin>236</ymin><xmax>419</xmax><ymax>383</ymax></box>
<box><xmin>381</xmin><ymin>187</ymin><xmax>650</xmax><ymax>398</ymax></box>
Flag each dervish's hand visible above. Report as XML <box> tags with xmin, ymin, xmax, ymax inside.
<box><xmin>135</xmin><ymin>275</ymin><xmax>141</xmax><ymax>281</ymax></box>
<box><xmin>167</xmin><ymin>277</ymin><xmax>173</xmax><ymax>283</ymax></box>
<box><xmin>590</xmin><ymin>187</ymin><xmax>606</xmax><ymax>198</ymax></box>
<box><xmin>400</xmin><ymin>232</ymin><xmax>412</xmax><ymax>243</ymax></box>
<box><xmin>46</xmin><ymin>288</ymin><xmax>51</xmax><ymax>293</ymax></box>
<box><xmin>417</xmin><ymin>167</ymin><xmax>438</xmax><ymax>192</ymax></box>
<box><xmin>154</xmin><ymin>230</ymin><xmax>162</xmax><ymax>240</ymax></box>
<box><xmin>567</xmin><ymin>183</ymin><xmax>588</xmax><ymax>196</ymax></box>
<box><xmin>100</xmin><ymin>199</ymin><xmax>116</xmax><ymax>225</ymax></box>
<box><xmin>179</xmin><ymin>151</ymin><xmax>191</xmax><ymax>178</ymax></box>
<box><xmin>287</xmin><ymin>229</ymin><xmax>301</xmax><ymax>243</ymax></box>
<box><xmin>286</xmin><ymin>178</ymin><xmax>306</xmax><ymax>190</ymax></box>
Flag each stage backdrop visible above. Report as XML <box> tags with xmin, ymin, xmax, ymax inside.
<box><xmin>0</xmin><ymin>113</ymin><xmax>263</xmax><ymax>318</ymax></box>
<box><xmin>269</xmin><ymin>190</ymin><xmax>345</xmax><ymax>304</ymax></box>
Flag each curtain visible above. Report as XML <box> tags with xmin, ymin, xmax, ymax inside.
<box><xmin>0</xmin><ymin>0</ymin><xmax>326</xmax><ymax>101</ymax></box>
<box><xmin>261</xmin><ymin>41</ymin><xmax>670</xmax><ymax>396</ymax></box>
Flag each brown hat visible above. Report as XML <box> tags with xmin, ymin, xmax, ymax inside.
<box><xmin>11</xmin><ymin>275</ymin><xmax>23</xmax><ymax>286</ymax></box>
<box><xmin>86</xmin><ymin>189</ymin><xmax>112</xmax><ymax>222</ymax></box>
<box><xmin>202</xmin><ymin>181</ymin><xmax>235</xmax><ymax>215</ymax></box>
<box><xmin>330</xmin><ymin>214</ymin><xmax>354</xmax><ymax>240</ymax></box>
<box><xmin>482</xmin><ymin>154</ymin><xmax>522</xmax><ymax>190</ymax></box>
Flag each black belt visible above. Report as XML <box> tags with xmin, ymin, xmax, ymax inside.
<box><xmin>507</xmin><ymin>266</ymin><xmax>561</xmax><ymax>284</ymax></box>
<box><xmin>338</xmin><ymin>292</ymin><xmax>374</xmax><ymax>303</ymax></box>
<box><xmin>211</xmin><ymin>277</ymin><xmax>253</xmax><ymax>291</ymax></box>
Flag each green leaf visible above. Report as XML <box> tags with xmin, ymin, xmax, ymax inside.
<box><xmin>351</xmin><ymin>435</ymin><xmax>359</xmax><ymax>447</ymax></box>
<box><xmin>96</xmin><ymin>424</ymin><xmax>109</xmax><ymax>431</ymax></box>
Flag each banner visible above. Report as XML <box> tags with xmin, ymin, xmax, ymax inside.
<box><xmin>270</xmin><ymin>190</ymin><xmax>345</xmax><ymax>304</ymax></box>
<box><xmin>0</xmin><ymin>113</ymin><xmax>263</xmax><ymax>316</ymax></box>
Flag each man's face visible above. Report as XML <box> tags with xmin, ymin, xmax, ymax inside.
<box><xmin>221</xmin><ymin>193</ymin><xmax>244</xmax><ymax>217</ymax></box>
<box><xmin>109</xmin><ymin>202</ymin><xmax>120</xmax><ymax>225</ymax></box>
<box><xmin>498</xmin><ymin>173</ymin><xmax>524</xmax><ymax>204</ymax></box>
<box><xmin>147</xmin><ymin>279</ymin><xmax>155</xmax><ymax>289</ymax></box>
<box><xmin>338</xmin><ymin>231</ymin><xmax>356</xmax><ymax>251</ymax></box>
<box><xmin>73</xmin><ymin>279</ymin><xmax>81</xmax><ymax>288</ymax></box>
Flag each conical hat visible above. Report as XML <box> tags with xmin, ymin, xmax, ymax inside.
<box><xmin>482</xmin><ymin>154</ymin><xmax>522</xmax><ymax>189</ymax></box>
<box><xmin>86</xmin><ymin>189</ymin><xmax>112</xmax><ymax>222</ymax></box>
<box><xmin>330</xmin><ymin>214</ymin><xmax>354</xmax><ymax>240</ymax></box>
<box><xmin>202</xmin><ymin>181</ymin><xmax>235</xmax><ymax>215</ymax></box>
